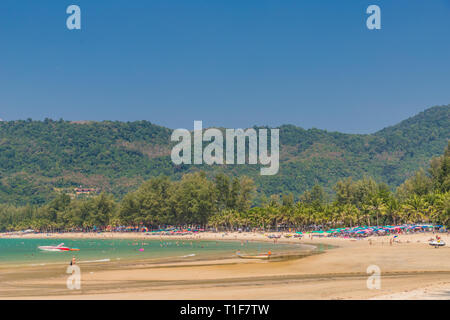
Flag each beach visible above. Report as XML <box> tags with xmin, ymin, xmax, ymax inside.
<box><xmin>1</xmin><ymin>231</ymin><xmax>449</xmax><ymax>300</ymax></box>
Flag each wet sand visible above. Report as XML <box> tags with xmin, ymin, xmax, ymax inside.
<box><xmin>1</xmin><ymin>232</ymin><xmax>449</xmax><ymax>299</ymax></box>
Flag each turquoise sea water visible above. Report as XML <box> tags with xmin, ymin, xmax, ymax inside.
<box><xmin>0</xmin><ymin>238</ymin><xmax>307</xmax><ymax>267</ymax></box>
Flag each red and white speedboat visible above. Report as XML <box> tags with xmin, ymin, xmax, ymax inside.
<box><xmin>38</xmin><ymin>243</ymin><xmax>79</xmax><ymax>252</ymax></box>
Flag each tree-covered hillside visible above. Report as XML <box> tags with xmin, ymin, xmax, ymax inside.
<box><xmin>0</xmin><ymin>105</ymin><xmax>448</xmax><ymax>205</ymax></box>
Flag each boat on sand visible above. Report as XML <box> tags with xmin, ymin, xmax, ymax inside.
<box><xmin>429</xmin><ymin>240</ymin><xmax>446</xmax><ymax>248</ymax></box>
<box><xmin>236</xmin><ymin>252</ymin><xmax>271</xmax><ymax>259</ymax></box>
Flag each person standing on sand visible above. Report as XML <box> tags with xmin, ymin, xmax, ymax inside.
<box><xmin>70</xmin><ymin>256</ymin><xmax>76</xmax><ymax>266</ymax></box>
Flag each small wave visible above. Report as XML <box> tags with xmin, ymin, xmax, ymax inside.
<box><xmin>181</xmin><ymin>254</ymin><xmax>196</xmax><ymax>258</ymax></box>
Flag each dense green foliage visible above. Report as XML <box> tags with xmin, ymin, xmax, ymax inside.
<box><xmin>0</xmin><ymin>142</ymin><xmax>449</xmax><ymax>232</ymax></box>
<box><xmin>0</xmin><ymin>173</ymin><xmax>255</xmax><ymax>231</ymax></box>
<box><xmin>0</xmin><ymin>120</ymin><xmax>174</xmax><ymax>204</ymax></box>
<box><xmin>0</xmin><ymin>105</ymin><xmax>448</xmax><ymax>206</ymax></box>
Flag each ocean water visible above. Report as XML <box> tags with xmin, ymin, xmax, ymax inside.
<box><xmin>0</xmin><ymin>238</ymin><xmax>307</xmax><ymax>267</ymax></box>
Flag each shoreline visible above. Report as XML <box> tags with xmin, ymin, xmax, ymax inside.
<box><xmin>0</xmin><ymin>239</ymin><xmax>317</xmax><ymax>271</ymax></box>
<box><xmin>1</xmin><ymin>231</ymin><xmax>450</xmax><ymax>299</ymax></box>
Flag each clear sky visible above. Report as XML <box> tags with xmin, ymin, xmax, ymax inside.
<box><xmin>0</xmin><ymin>0</ymin><xmax>449</xmax><ymax>133</ymax></box>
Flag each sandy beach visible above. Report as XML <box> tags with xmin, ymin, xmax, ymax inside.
<box><xmin>1</xmin><ymin>231</ymin><xmax>450</xmax><ymax>300</ymax></box>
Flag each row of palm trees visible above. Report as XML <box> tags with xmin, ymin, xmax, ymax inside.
<box><xmin>208</xmin><ymin>192</ymin><xmax>450</xmax><ymax>231</ymax></box>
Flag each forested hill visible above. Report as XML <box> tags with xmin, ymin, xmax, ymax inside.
<box><xmin>0</xmin><ymin>105</ymin><xmax>448</xmax><ymax>205</ymax></box>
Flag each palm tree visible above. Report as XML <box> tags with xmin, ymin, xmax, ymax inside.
<box><xmin>385</xmin><ymin>197</ymin><xmax>400</xmax><ymax>225</ymax></box>
<box><xmin>402</xmin><ymin>195</ymin><xmax>426</xmax><ymax>223</ymax></box>
<box><xmin>360</xmin><ymin>204</ymin><xmax>371</xmax><ymax>226</ymax></box>
<box><xmin>368</xmin><ymin>195</ymin><xmax>387</xmax><ymax>226</ymax></box>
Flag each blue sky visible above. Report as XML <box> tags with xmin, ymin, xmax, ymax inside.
<box><xmin>0</xmin><ymin>0</ymin><xmax>449</xmax><ymax>133</ymax></box>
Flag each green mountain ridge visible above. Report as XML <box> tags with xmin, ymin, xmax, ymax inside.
<box><xmin>0</xmin><ymin>105</ymin><xmax>448</xmax><ymax>205</ymax></box>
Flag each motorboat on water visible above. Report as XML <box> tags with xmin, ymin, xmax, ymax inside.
<box><xmin>38</xmin><ymin>243</ymin><xmax>80</xmax><ymax>252</ymax></box>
